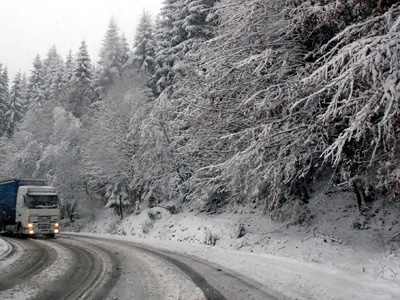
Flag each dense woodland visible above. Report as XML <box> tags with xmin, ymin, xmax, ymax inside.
<box><xmin>0</xmin><ymin>0</ymin><xmax>399</xmax><ymax>223</ymax></box>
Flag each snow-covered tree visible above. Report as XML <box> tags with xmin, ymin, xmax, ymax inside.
<box><xmin>20</xmin><ymin>73</ymin><xmax>28</xmax><ymax>109</ymax></box>
<box><xmin>184</xmin><ymin>0</ymin><xmax>218</xmax><ymax>39</ymax></box>
<box><xmin>62</xmin><ymin>40</ymin><xmax>95</xmax><ymax>118</ymax></box>
<box><xmin>0</xmin><ymin>65</ymin><xmax>10</xmax><ymax>136</ymax></box>
<box><xmin>176</xmin><ymin>0</ymin><xmax>400</xmax><ymax>212</ymax></box>
<box><xmin>128</xmin><ymin>10</ymin><xmax>156</xmax><ymax>73</ymax></box>
<box><xmin>27</xmin><ymin>54</ymin><xmax>45</xmax><ymax>109</ymax></box>
<box><xmin>6</xmin><ymin>72</ymin><xmax>24</xmax><ymax>136</ymax></box>
<box><xmin>294</xmin><ymin>2</ymin><xmax>400</xmax><ymax>201</ymax></box>
<box><xmin>62</xmin><ymin>50</ymin><xmax>75</xmax><ymax>86</ymax></box>
<box><xmin>73</xmin><ymin>40</ymin><xmax>93</xmax><ymax>84</ymax></box>
<box><xmin>34</xmin><ymin>106</ymin><xmax>87</xmax><ymax>221</ymax></box>
<box><xmin>120</xmin><ymin>33</ymin><xmax>130</xmax><ymax>66</ymax></box>
<box><xmin>152</xmin><ymin>0</ymin><xmax>185</xmax><ymax>94</ymax></box>
<box><xmin>93</xmin><ymin>17</ymin><xmax>126</xmax><ymax>93</ymax></box>
<box><xmin>42</xmin><ymin>46</ymin><xmax>64</xmax><ymax>101</ymax></box>
<box><xmin>82</xmin><ymin>71</ymin><xmax>150</xmax><ymax>214</ymax></box>
<box><xmin>152</xmin><ymin>0</ymin><xmax>218</xmax><ymax>94</ymax></box>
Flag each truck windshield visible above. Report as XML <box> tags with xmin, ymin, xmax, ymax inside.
<box><xmin>25</xmin><ymin>195</ymin><xmax>59</xmax><ymax>209</ymax></box>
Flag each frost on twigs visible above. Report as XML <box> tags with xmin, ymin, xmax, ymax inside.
<box><xmin>290</xmin><ymin>3</ymin><xmax>400</xmax><ymax>201</ymax></box>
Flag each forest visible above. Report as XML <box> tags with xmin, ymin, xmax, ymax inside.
<box><xmin>0</xmin><ymin>0</ymin><xmax>399</xmax><ymax>225</ymax></box>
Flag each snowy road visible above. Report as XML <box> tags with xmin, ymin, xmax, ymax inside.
<box><xmin>0</xmin><ymin>234</ymin><xmax>282</xmax><ymax>299</ymax></box>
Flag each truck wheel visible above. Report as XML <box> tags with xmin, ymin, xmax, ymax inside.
<box><xmin>15</xmin><ymin>223</ymin><xmax>28</xmax><ymax>239</ymax></box>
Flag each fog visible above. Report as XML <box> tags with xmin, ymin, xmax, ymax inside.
<box><xmin>0</xmin><ymin>0</ymin><xmax>162</xmax><ymax>80</ymax></box>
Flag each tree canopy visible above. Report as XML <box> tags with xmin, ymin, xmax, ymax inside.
<box><xmin>1</xmin><ymin>0</ymin><xmax>399</xmax><ymax>224</ymax></box>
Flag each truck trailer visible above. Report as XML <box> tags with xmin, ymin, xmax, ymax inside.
<box><xmin>0</xmin><ymin>179</ymin><xmax>61</xmax><ymax>238</ymax></box>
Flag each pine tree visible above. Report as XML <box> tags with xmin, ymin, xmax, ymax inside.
<box><xmin>128</xmin><ymin>10</ymin><xmax>156</xmax><ymax>73</ymax></box>
<box><xmin>42</xmin><ymin>45</ymin><xmax>64</xmax><ymax>101</ymax></box>
<box><xmin>152</xmin><ymin>1</ymin><xmax>179</xmax><ymax>94</ymax></box>
<box><xmin>0</xmin><ymin>65</ymin><xmax>9</xmax><ymax>105</ymax></box>
<box><xmin>27</xmin><ymin>55</ymin><xmax>45</xmax><ymax>109</ymax></box>
<box><xmin>67</xmin><ymin>39</ymin><xmax>95</xmax><ymax>118</ymax></box>
<box><xmin>73</xmin><ymin>40</ymin><xmax>93</xmax><ymax>84</ymax></box>
<box><xmin>93</xmin><ymin>17</ymin><xmax>125</xmax><ymax>93</ymax></box>
<box><xmin>152</xmin><ymin>0</ymin><xmax>217</xmax><ymax>94</ymax></box>
<box><xmin>6</xmin><ymin>72</ymin><xmax>24</xmax><ymax>136</ymax></box>
<box><xmin>0</xmin><ymin>65</ymin><xmax>10</xmax><ymax>135</ymax></box>
<box><xmin>99</xmin><ymin>17</ymin><xmax>124</xmax><ymax>68</ymax></box>
<box><xmin>120</xmin><ymin>34</ymin><xmax>130</xmax><ymax>66</ymax></box>
<box><xmin>20</xmin><ymin>73</ymin><xmax>28</xmax><ymax>111</ymax></box>
<box><xmin>184</xmin><ymin>0</ymin><xmax>217</xmax><ymax>40</ymax></box>
<box><xmin>62</xmin><ymin>50</ymin><xmax>75</xmax><ymax>86</ymax></box>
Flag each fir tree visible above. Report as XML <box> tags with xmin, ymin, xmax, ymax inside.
<box><xmin>67</xmin><ymin>39</ymin><xmax>95</xmax><ymax>118</ymax></box>
<box><xmin>152</xmin><ymin>0</ymin><xmax>181</xmax><ymax>94</ymax></box>
<box><xmin>62</xmin><ymin>50</ymin><xmax>75</xmax><ymax>86</ymax></box>
<box><xmin>20</xmin><ymin>73</ymin><xmax>28</xmax><ymax>111</ymax></box>
<box><xmin>6</xmin><ymin>72</ymin><xmax>24</xmax><ymax>136</ymax></box>
<box><xmin>152</xmin><ymin>0</ymin><xmax>217</xmax><ymax>95</ymax></box>
<box><xmin>128</xmin><ymin>10</ymin><xmax>156</xmax><ymax>74</ymax></box>
<box><xmin>0</xmin><ymin>65</ymin><xmax>10</xmax><ymax>135</ymax></box>
<box><xmin>184</xmin><ymin>0</ymin><xmax>218</xmax><ymax>39</ymax></box>
<box><xmin>42</xmin><ymin>45</ymin><xmax>64</xmax><ymax>101</ymax></box>
<box><xmin>93</xmin><ymin>17</ymin><xmax>125</xmax><ymax>93</ymax></box>
<box><xmin>99</xmin><ymin>17</ymin><xmax>124</xmax><ymax>68</ymax></box>
<box><xmin>74</xmin><ymin>40</ymin><xmax>93</xmax><ymax>84</ymax></box>
<box><xmin>0</xmin><ymin>65</ymin><xmax>9</xmax><ymax>105</ymax></box>
<box><xmin>27</xmin><ymin>55</ymin><xmax>45</xmax><ymax>109</ymax></box>
<box><xmin>120</xmin><ymin>34</ymin><xmax>130</xmax><ymax>66</ymax></box>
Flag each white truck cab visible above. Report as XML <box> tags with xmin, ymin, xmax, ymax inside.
<box><xmin>15</xmin><ymin>185</ymin><xmax>61</xmax><ymax>238</ymax></box>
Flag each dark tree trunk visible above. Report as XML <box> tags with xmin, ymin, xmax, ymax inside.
<box><xmin>119</xmin><ymin>196</ymin><xmax>123</xmax><ymax>220</ymax></box>
<box><xmin>353</xmin><ymin>181</ymin><xmax>363</xmax><ymax>212</ymax></box>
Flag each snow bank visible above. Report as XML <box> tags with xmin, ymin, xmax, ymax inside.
<box><xmin>68</xmin><ymin>229</ymin><xmax>400</xmax><ymax>300</ymax></box>
<box><xmin>67</xmin><ymin>181</ymin><xmax>400</xmax><ymax>299</ymax></box>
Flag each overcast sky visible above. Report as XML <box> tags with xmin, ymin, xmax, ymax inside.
<box><xmin>0</xmin><ymin>0</ymin><xmax>163</xmax><ymax>81</ymax></box>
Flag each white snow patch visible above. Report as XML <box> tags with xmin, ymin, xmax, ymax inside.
<box><xmin>0</xmin><ymin>237</ymin><xmax>11</xmax><ymax>259</ymax></box>
<box><xmin>68</xmin><ymin>181</ymin><xmax>400</xmax><ymax>300</ymax></box>
<box><xmin>0</xmin><ymin>238</ymin><xmax>23</xmax><ymax>274</ymax></box>
<box><xmin>128</xmin><ymin>247</ymin><xmax>205</xmax><ymax>300</ymax></box>
<box><xmin>0</xmin><ymin>239</ymin><xmax>74</xmax><ymax>300</ymax></box>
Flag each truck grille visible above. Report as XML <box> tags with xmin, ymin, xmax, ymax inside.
<box><xmin>37</xmin><ymin>216</ymin><xmax>51</xmax><ymax>232</ymax></box>
<box><xmin>38</xmin><ymin>223</ymin><xmax>50</xmax><ymax>230</ymax></box>
<box><xmin>38</xmin><ymin>216</ymin><xmax>51</xmax><ymax>222</ymax></box>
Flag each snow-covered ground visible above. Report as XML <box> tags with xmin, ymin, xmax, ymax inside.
<box><xmin>0</xmin><ymin>179</ymin><xmax>395</xmax><ymax>299</ymax></box>
<box><xmin>65</xmin><ymin>181</ymin><xmax>400</xmax><ymax>300</ymax></box>
<box><xmin>0</xmin><ymin>238</ymin><xmax>10</xmax><ymax>259</ymax></box>
<box><xmin>0</xmin><ymin>240</ymin><xmax>74</xmax><ymax>300</ymax></box>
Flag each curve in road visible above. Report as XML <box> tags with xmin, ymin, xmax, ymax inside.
<box><xmin>1</xmin><ymin>234</ymin><xmax>284</xmax><ymax>300</ymax></box>
<box><xmin>64</xmin><ymin>234</ymin><xmax>283</xmax><ymax>300</ymax></box>
<box><xmin>0</xmin><ymin>237</ymin><xmax>57</xmax><ymax>292</ymax></box>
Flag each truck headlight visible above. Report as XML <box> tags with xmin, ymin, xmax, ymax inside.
<box><xmin>54</xmin><ymin>229</ymin><xmax>59</xmax><ymax>234</ymax></box>
<box><xmin>29</xmin><ymin>230</ymin><xmax>34</xmax><ymax>234</ymax></box>
<box><xmin>27</xmin><ymin>223</ymin><xmax>34</xmax><ymax>228</ymax></box>
<box><xmin>54</xmin><ymin>223</ymin><xmax>59</xmax><ymax>227</ymax></box>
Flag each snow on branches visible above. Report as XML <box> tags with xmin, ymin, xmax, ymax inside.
<box><xmin>295</xmin><ymin>4</ymin><xmax>400</xmax><ymax>196</ymax></box>
<box><xmin>179</xmin><ymin>0</ymin><xmax>400</xmax><ymax>211</ymax></box>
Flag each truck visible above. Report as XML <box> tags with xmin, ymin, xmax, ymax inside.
<box><xmin>0</xmin><ymin>179</ymin><xmax>61</xmax><ymax>238</ymax></box>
